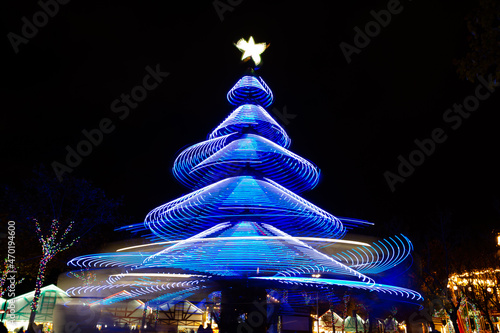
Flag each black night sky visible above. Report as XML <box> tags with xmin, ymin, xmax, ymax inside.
<box><xmin>2</xmin><ymin>0</ymin><xmax>499</xmax><ymax>244</ymax></box>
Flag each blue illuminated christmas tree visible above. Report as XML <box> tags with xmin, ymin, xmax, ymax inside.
<box><xmin>64</xmin><ymin>37</ymin><xmax>422</xmax><ymax>332</ymax></box>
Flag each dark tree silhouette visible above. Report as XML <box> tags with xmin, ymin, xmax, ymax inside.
<box><xmin>400</xmin><ymin>210</ymin><xmax>466</xmax><ymax>333</ymax></box>
<box><xmin>0</xmin><ymin>165</ymin><xmax>127</xmax><ymax>324</ymax></box>
<box><xmin>450</xmin><ymin>245</ymin><xmax>500</xmax><ymax>333</ymax></box>
<box><xmin>409</xmin><ymin>207</ymin><xmax>498</xmax><ymax>333</ymax></box>
<box><xmin>29</xmin><ymin>219</ymin><xmax>79</xmax><ymax>326</ymax></box>
<box><xmin>454</xmin><ymin>0</ymin><xmax>500</xmax><ymax>83</ymax></box>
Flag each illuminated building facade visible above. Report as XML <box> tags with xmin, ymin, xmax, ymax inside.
<box><xmin>448</xmin><ymin>268</ymin><xmax>500</xmax><ymax>333</ymax></box>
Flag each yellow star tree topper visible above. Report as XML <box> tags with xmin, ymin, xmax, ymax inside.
<box><xmin>235</xmin><ymin>36</ymin><xmax>268</xmax><ymax>66</ymax></box>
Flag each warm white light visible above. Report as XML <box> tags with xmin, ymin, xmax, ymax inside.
<box><xmin>235</xmin><ymin>36</ymin><xmax>267</xmax><ymax>66</ymax></box>
<box><xmin>109</xmin><ymin>273</ymin><xmax>206</xmax><ymax>278</ymax></box>
<box><xmin>453</xmin><ymin>286</ymin><xmax>458</xmax><ymax>290</ymax></box>
<box><xmin>116</xmin><ymin>237</ymin><xmax>371</xmax><ymax>252</ymax></box>
<box><xmin>487</xmin><ymin>287</ymin><xmax>492</xmax><ymax>292</ymax></box>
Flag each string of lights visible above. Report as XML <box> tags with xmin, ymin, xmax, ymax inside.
<box><xmin>32</xmin><ymin>219</ymin><xmax>79</xmax><ymax>312</ymax></box>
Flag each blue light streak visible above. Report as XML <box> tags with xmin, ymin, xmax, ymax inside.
<box><xmin>227</xmin><ymin>75</ymin><xmax>273</xmax><ymax>107</ymax></box>
<box><xmin>144</xmin><ymin>176</ymin><xmax>347</xmax><ymax>240</ymax></box>
<box><xmin>209</xmin><ymin>104</ymin><xmax>290</xmax><ymax>148</ymax></box>
<box><xmin>331</xmin><ymin>234</ymin><xmax>413</xmax><ymax>273</ymax></box>
<box><xmin>173</xmin><ymin>133</ymin><xmax>319</xmax><ymax>192</ymax></box>
<box><xmin>250</xmin><ymin>276</ymin><xmax>423</xmax><ymax>301</ymax></box>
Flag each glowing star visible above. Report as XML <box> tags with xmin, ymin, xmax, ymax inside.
<box><xmin>235</xmin><ymin>36</ymin><xmax>268</xmax><ymax>66</ymax></box>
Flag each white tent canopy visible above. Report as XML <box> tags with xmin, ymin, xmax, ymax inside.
<box><xmin>383</xmin><ymin>317</ymin><xmax>399</xmax><ymax>332</ymax></box>
<box><xmin>332</xmin><ymin>311</ymin><xmax>344</xmax><ymax>329</ymax></box>
<box><xmin>344</xmin><ymin>314</ymin><xmax>365</xmax><ymax>332</ymax></box>
<box><xmin>2</xmin><ymin>284</ymin><xmax>69</xmax><ymax>332</ymax></box>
